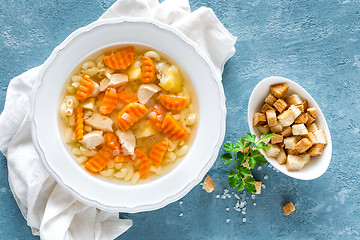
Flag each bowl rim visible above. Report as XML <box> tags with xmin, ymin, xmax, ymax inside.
<box><xmin>247</xmin><ymin>76</ymin><xmax>332</xmax><ymax>180</ymax></box>
<box><xmin>30</xmin><ymin>17</ymin><xmax>226</xmax><ymax>212</ymax></box>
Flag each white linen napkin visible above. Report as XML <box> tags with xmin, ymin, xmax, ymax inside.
<box><xmin>0</xmin><ymin>0</ymin><xmax>236</xmax><ymax>239</ymax></box>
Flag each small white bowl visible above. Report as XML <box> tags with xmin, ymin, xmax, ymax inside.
<box><xmin>248</xmin><ymin>76</ymin><xmax>332</xmax><ymax>180</ymax></box>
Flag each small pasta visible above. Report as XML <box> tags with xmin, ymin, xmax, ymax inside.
<box><xmin>72</xmin><ymin>147</ymin><xmax>82</xmax><ymax>156</ymax></box>
<box><xmin>72</xmin><ymin>82</ymin><xmax>81</xmax><ymax>88</ymax></box>
<box><xmin>124</xmin><ymin>162</ymin><xmax>134</xmax><ymax>182</ymax></box>
<box><xmin>82</xmin><ymin>67</ymin><xmax>99</xmax><ymax>76</ymax></box>
<box><xmin>144</xmin><ymin>51</ymin><xmax>160</xmax><ymax>61</ymax></box>
<box><xmin>168</xmin><ymin>141</ymin><xmax>178</xmax><ymax>152</ymax></box>
<box><xmin>185</xmin><ymin>113</ymin><xmax>196</xmax><ymax>126</ymax></box>
<box><xmin>114</xmin><ymin>168</ymin><xmax>127</xmax><ymax>179</ymax></box>
<box><xmin>80</xmin><ymin>146</ymin><xmax>97</xmax><ymax>157</ymax></box>
<box><xmin>76</xmin><ymin>156</ymin><xmax>88</xmax><ymax>164</ymax></box>
<box><xmin>64</xmin><ymin>128</ymin><xmax>73</xmax><ymax>143</ymax></box>
<box><xmin>107</xmin><ymin>160</ymin><xmax>115</xmax><ymax>169</ymax></box>
<box><xmin>115</xmin><ymin>163</ymin><xmax>123</xmax><ymax>170</ymax></box>
<box><xmin>84</xmin><ymin>125</ymin><xmax>92</xmax><ymax>132</ymax></box>
<box><xmin>131</xmin><ymin>172</ymin><xmax>140</xmax><ymax>184</ymax></box>
<box><xmin>81</xmin><ymin>61</ymin><xmax>96</xmax><ymax>69</ymax></box>
<box><xmin>59</xmin><ymin>102</ymin><xmax>67</xmax><ymax>119</ymax></box>
<box><xmin>72</xmin><ymin>75</ymin><xmax>82</xmax><ymax>82</ymax></box>
<box><xmin>68</xmin><ymin>115</ymin><xmax>75</xmax><ymax>127</ymax></box>
<box><xmin>66</xmin><ymin>96</ymin><xmax>79</xmax><ymax>108</ymax></box>
<box><xmin>175</xmin><ymin>145</ymin><xmax>189</xmax><ymax>157</ymax></box>
<box><xmin>100</xmin><ymin>168</ymin><xmax>114</xmax><ymax>177</ymax></box>
<box><xmin>65</xmin><ymin>107</ymin><xmax>73</xmax><ymax>116</ymax></box>
<box><xmin>165</xmin><ymin>151</ymin><xmax>177</xmax><ymax>162</ymax></box>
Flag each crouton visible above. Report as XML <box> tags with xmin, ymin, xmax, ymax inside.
<box><xmin>293</xmin><ymin>138</ymin><xmax>312</xmax><ymax>153</ymax></box>
<box><xmin>284</xmin><ymin>136</ymin><xmax>301</xmax><ymax>149</ymax></box>
<box><xmin>261</xmin><ymin>103</ymin><xmax>276</xmax><ymax>113</ymax></box>
<box><xmin>304</xmin><ymin>132</ymin><xmax>317</xmax><ymax>144</ymax></box>
<box><xmin>286</xmin><ymin>154</ymin><xmax>311</xmax><ymax>171</ymax></box>
<box><xmin>308</xmin><ymin>144</ymin><xmax>325</xmax><ymax>156</ymax></box>
<box><xmin>285</xmin><ymin>94</ymin><xmax>303</xmax><ymax>106</ymax></box>
<box><xmin>254</xmin><ymin>181</ymin><xmax>262</xmax><ymax>194</ymax></box>
<box><xmin>287</xmin><ymin>148</ymin><xmax>300</xmax><ymax>156</ymax></box>
<box><xmin>276</xmin><ymin>148</ymin><xmax>287</xmax><ymax>165</ymax></box>
<box><xmin>266</xmin><ymin>110</ymin><xmax>277</xmax><ymax>127</ymax></box>
<box><xmin>281</xmin><ymin>126</ymin><xmax>293</xmax><ymax>137</ymax></box>
<box><xmin>278</xmin><ymin>109</ymin><xmax>296</xmax><ymax>127</ymax></box>
<box><xmin>278</xmin><ymin>142</ymin><xmax>285</xmax><ymax>148</ymax></box>
<box><xmin>306</xmin><ymin>113</ymin><xmax>315</xmax><ymax>125</ymax></box>
<box><xmin>283</xmin><ymin>201</ymin><xmax>295</xmax><ymax>215</ymax></box>
<box><xmin>261</xmin><ymin>137</ymin><xmax>271</xmax><ymax>144</ymax></box>
<box><xmin>273</xmin><ymin>99</ymin><xmax>288</xmax><ymax>113</ymax></box>
<box><xmin>288</xmin><ymin>105</ymin><xmax>302</xmax><ymax>118</ymax></box>
<box><xmin>270</xmin><ymin>121</ymin><xmax>283</xmax><ymax>133</ymax></box>
<box><xmin>271</xmin><ymin>134</ymin><xmax>283</xmax><ymax>144</ymax></box>
<box><xmin>312</xmin><ymin>129</ymin><xmax>327</xmax><ymax>144</ymax></box>
<box><xmin>296</xmin><ymin>100</ymin><xmax>308</xmax><ymax>113</ymax></box>
<box><xmin>253</xmin><ymin>112</ymin><xmax>266</xmax><ymax>126</ymax></box>
<box><xmin>265</xmin><ymin>93</ymin><xmax>277</xmax><ymax>106</ymax></box>
<box><xmin>307</xmin><ymin>123</ymin><xmax>319</xmax><ymax>132</ymax></box>
<box><xmin>292</xmin><ymin>124</ymin><xmax>309</xmax><ymax>136</ymax></box>
<box><xmin>270</xmin><ymin>83</ymin><xmax>289</xmax><ymax>98</ymax></box>
<box><xmin>263</xmin><ymin>144</ymin><xmax>281</xmax><ymax>158</ymax></box>
<box><xmin>258</xmin><ymin>125</ymin><xmax>270</xmax><ymax>134</ymax></box>
<box><xmin>202</xmin><ymin>176</ymin><xmax>215</xmax><ymax>193</ymax></box>
<box><xmin>307</xmin><ymin>108</ymin><xmax>318</xmax><ymax>119</ymax></box>
<box><xmin>295</xmin><ymin>113</ymin><xmax>308</xmax><ymax>124</ymax></box>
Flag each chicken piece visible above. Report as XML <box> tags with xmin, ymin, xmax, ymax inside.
<box><xmin>116</xmin><ymin>129</ymin><xmax>136</xmax><ymax>155</ymax></box>
<box><xmin>84</xmin><ymin>113</ymin><xmax>113</xmax><ymax>132</ymax></box>
<box><xmin>137</xmin><ymin>83</ymin><xmax>161</xmax><ymax>105</ymax></box>
<box><xmin>91</xmin><ymin>81</ymin><xmax>100</xmax><ymax>97</ymax></box>
<box><xmin>79</xmin><ymin>131</ymin><xmax>104</xmax><ymax>149</ymax></box>
<box><xmin>106</xmin><ymin>73</ymin><xmax>128</xmax><ymax>88</ymax></box>
<box><xmin>156</xmin><ymin>61</ymin><xmax>170</xmax><ymax>76</ymax></box>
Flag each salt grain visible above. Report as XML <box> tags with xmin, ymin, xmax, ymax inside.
<box><xmin>262</xmin><ymin>184</ymin><xmax>266</xmax><ymax>189</ymax></box>
<box><xmin>253</xmin><ymin>203</ymin><xmax>256</xmax><ymax>206</ymax></box>
<box><xmin>257</xmin><ymin>166</ymin><xmax>262</xmax><ymax>171</ymax></box>
<box><xmin>216</xmin><ymin>195</ymin><xmax>220</xmax><ymax>199</ymax></box>
<box><xmin>179</xmin><ymin>213</ymin><xmax>183</xmax><ymax>217</ymax></box>
<box><xmin>251</xmin><ymin>194</ymin><xmax>255</xmax><ymax>200</ymax></box>
<box><xmin>179</xmin><ymin>201</ymin><xmax>183</xmax><ymax>205</ymax></box>
<box><xmin>221</xmin><ymin>195</ymin><xmax>226</xmax><ymax>199</ymax></box>
<box><xmin>226</xmin><ymin>219</ymin><xmax>230</xmax><ymax>223</ymax></box>
<box><xmin>264</xmin><ymin>175</ymin><xmax>268</xmax><ymax>180</ymax></box>
<box><xmin>243</xmin><ymin>218</ymin><xmax>246</xmax><ymax>223</ymax></box>
<box><xmin>234</xmin><ymin>194</ymin><xmax>240</xmax><ymax>199</ymax></box>
<box><xmin>239</xmin><ymin>201</ymin><xmax>246</xmax><ymax>208</ymax></box>
<box><xmin>226</xmin><ymin>207</ymin><xmax>230</xmax><ymax>211</ymax></box>
<box><xmin>226</xmin><ymin>194</ymin><xmax>231</xmax><ymax>198</ymax></box>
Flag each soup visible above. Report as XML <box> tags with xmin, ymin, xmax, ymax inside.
<box><xmin>58</xmin><ymin>46</ymin><xmax>197</xmax><ymax>184</ymax></box>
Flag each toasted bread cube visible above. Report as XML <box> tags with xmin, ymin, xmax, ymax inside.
<box><xmin>289</xmin><ymin>105</ymin><xmax>301</xmax><ymax>118</ymax></box>
<box><xmin>270</xmin><ymin>121</ymin><xmax>283</xmax><ymax>133</ymax></box>
<box><xmin>295</xmin><ymin>113</ymin><xmax>308</xmax><ymax>124</ymax></box>
<box><xmin>266</xmin><ymin>110</ymin><xmax>277</xmax><ymax>127</ymax></box>
<box><xmin>254</xmin><ymin>181</ymin><xmax>262</xmax><ymax>194</ymax></box>
<box><xmin>265</xmin><ymin>93</ymin><xmax>277</xmax><ymax>106</ymax></box>
<box><xmin>283</xmin><ymin>201</ymin><xmax>295</xmax><ymax>215</ymax></box>
<box><xmin>304</xmin><ymin>132</ymin><xmax>317</xmax><ymax>144</ymax></box>
<box><xmin>278</xmin><ymin>142</ymin><xmax>285</xmax><ymax>148</ymax></box>
<box><xmin>271</xmin><ymin>134</ymin><xmax>283</xmax><ymax>144</ymax></box>
<box><xmin>307</xmin><ymin>108</ymin><xmax>318</xmax><ymax>119</ymax></box>
<box><xmin>253</xmin><ymin>112</ymin><xmax>266</xmax><ymax>126</ymax></box>
<box><xmin>276</xmin><ymin>148</ymin><xmax>287</xmax><ymax>165</ymax></box>
<box><xmin>286</xmin><ymin>154</ymin><xmax>311</xmax><ymax>171</ymax></box>
<box><xmin>292</xmin><ymin>124</ymin><xmax>309</xmax><ymax>136</ymax></box>
<box><xmin>261</xmin><ymin>103</ymin><xmax>276</xmax><ymax>113</ymax></box>
<box><xmin>278</xmin><ymin>109</ymin><xmax>295</xmax><ymax>127</ymax></box>
<box><xmin>293</xmin><ymin>138</ymin><xmax>312</xmax><ymax>153</ymax></box>
<box><xmin>313</xmin><ymin>129</ymin><xmax>327</xmax><ymax>144</ymax></box>
<box><xmin>202</xmin><ymin>176</ymin><xmax>215</xmax><ymax>193</ymax></box>
<box><xmin>281</xmin><ymin>126</ymin><xmax>293</xmax><ymax>137</ymax></box>
<box><xmin>308</xmin><ymin>144</ymin><xmax>325</xmax><ymax>156</ymax></box>
<box><xmin>297</xmin><ymin>100</ymin><xmax>308</xmax><ymax>113</ymax></box>
<box><xmin>307</xmin><ymin>123</ymin><xmax>319</xmax><ymax>132</ymax></box>
<box><xmin>285</xmin><ymin>94</ymin><xmax>303</xmax><ymax>106</ymax></box>
<box><xmin>270</xmin><ymin>83</ymin><xmax>289</xmax><ymax>98</ymax></box>
<box><xmin>287</xmin><ymin>148</ymin><xmax>300</xmax><ymax>155</ymax></box>
<box><xmin>274</xmin><ymin>99</ymin><xmax>288</xmax><ymax>113</ymax></box>
<box><xmin>263</xmin><ymin>144</ymin><xmax>281</xmax><ymax>158</ymax></box>
<box><xmin>258</xmin><ymin>125</ymin><xmax>270</xmax><ymax>134</ymax></box>
<box><xmin>261</xmin><ymin>137</ymin><xmax>271</xmax><ymax>144</ymax></box>
<box><xmin>284</xmin><ymin>136</ymin><xmax>301</xmax><ymax>149</ymax></box>
<box><xmin>306</xmin><ymin>114</ymin><xmax>315</xmax><ymax>125</ymax></box>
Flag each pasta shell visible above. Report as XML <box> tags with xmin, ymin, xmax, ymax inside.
<box><xmin>84</xmin><ymin>145</ymin><xmax>113</xmax><ymax>172</ymax></box>
<box><xmin>149</xmin><ymin>141</ymin><xmax>169</xmax><ymax>167</ymax></box>
<box><xmin>103</xmin><ymin>46</ymin><xmax>135</xmax><ymax>70</ymax></box>
<box><xmin>160</xmin><ymin>95</ymin><xmax>188</xmax><ymax>110</ymax></box>
<box><xmin>135</xmin><ymin>148</ymin><xmax>150</xmax><ymax>179</ymax></box>
<box><xmin>149</xmin><ymin>105</ymin><xmax>167</xmax><ymax>131</ymax></box>
<box><xmin>76</xmin><ymin>75</ymin><xmax>95</xmax><ymax>101</ymax></box>
<box><xmin>141</xmin><ymin>56</ymin><xmax>156</xmax><ymax>83</ymax></box>
<box><xmin>105</xmin><ymin>132</ymin><xmax>120</xmax><ymax>150</ymax></box>
<box><xmin>118</xmin><ymin>103</ymin><xmax>148</xmax><ymax>131</ymax></box>
<box><xmin>162</xmin><ymin>113</ymin><xmax>188</xmax><ymax>141</ymax></box>
<box><xmin>100</xmin><ymin>87</ymin><xmax>118</xmax><ymax>114</ymax></box>
<box><xmin>75</xmin><ymin>107</ymin><xmax>84</xmax><ymax>141</ymax></box>
<box><xmin>117</xmin><ymin>87</ymin><xmax>139</xmax><ymax>104</ymax></box>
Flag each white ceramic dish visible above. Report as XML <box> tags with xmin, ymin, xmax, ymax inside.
<box><xmin>30</xmin><ymin>18</ymin><xmax>226</xmax><ymax>212</ymax></box>
<box><xmin>248</xmin><ymin>76</ymin><xmax>332</xmax><ymax>180</ymax></box>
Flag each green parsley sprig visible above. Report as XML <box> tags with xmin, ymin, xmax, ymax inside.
<box><xmin>221</xmin><ymin>133</ymin><xmax>274</xmax><ymax>193</ymax></box>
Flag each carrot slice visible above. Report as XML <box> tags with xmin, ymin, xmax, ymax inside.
<box><xmin>100</xmin><ymin>87</ymin><xmax>118</xmax><ymax>114</ymax></box>
<box><xmin>160</xmin><ymin>95</ymin><xmax>188</xmax><ymax>110</ymax></box>
<box><xmin>75</xmin><ymin>107</ymin><xmax>84</xmax><ymax>141</ymax></box>
<box><xmin>117</xmin><ymin>87</ymin><xmax>139</xmax><ymax>104</ymax></box>
<box><xmin>141</xmin><ymin>56</ymin><xmax>156</xmax><ymax>83</ymax></box>
<box><xmin>84</xmin><ymin>145</ymin><xmax>113</xmax><ymax>172</ymax></box>
<box><xmin>162</xmin><ymin>113</ymin><xmax>188</xmax><ymax>141</ymax></box>
<box><xmin>114</xmin><ymin>152</ymin><xmax>131</xmax><ymax>163</ymax></box>
<box><xmin>149</xmin><ymin>105</ymin><xmax>167</xmax><ymax>131</ymax></box>
<box><xmin>105</xmin><ymin>132</ymin><xmax>120</xmax><ymax>150</ymax></box>
<box><xmin>103</xmin><ymin>46</ymin><xmax>135</xmax><ymax>70</ymax></box>
<box><xmin>149</xmin><ymin>141</ymin><xmax>169</xmax><ymax>167</ymax></box>
<box><xmin>118</xmin><ymin>103</ymin><xmax>148</xmax><ymax>131</ymax></box>
<box><xmin>75</xmin><ymin>75</ymin><xmax>95</xmax><ymax>101</ymax></box>
<box><xmin>135</xmin><ymin>148</ymin><xmax>150</xmax><ymax>179</ymax></box>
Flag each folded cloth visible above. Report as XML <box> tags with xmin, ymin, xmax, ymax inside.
<box><xmin>0</xmin><ymin>0</ymin><xmax>236</xmax><ymax>239</ymax></box>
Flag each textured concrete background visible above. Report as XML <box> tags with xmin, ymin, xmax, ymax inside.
<box><xmin>0</xmin><ymin>0</ymin><xmax>359</xmax><ymax>239</ymax></box>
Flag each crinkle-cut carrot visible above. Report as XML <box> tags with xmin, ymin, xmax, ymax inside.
<box><xmin>141</xmin><ymin>56</ymin><xmax>155</xmax><ymax>83</ymax></box>
<box><xmin>162</xmin><ymin>113</ymin><xmax>188</xmax><ymax>141</ymax></box>
<box><xmin>76</xmin><ymin>75</ymin><xmax>95</xmax><ymax>101</ymax></box>
<box><xmin>117</xmin><ymin>87</ymin><xmax>139</xmax><ymax>104</ymax></box>
<box><xmin>160</xmin><ymin>95</ymin><xmax>189</xmax><ymax>110</ymax></box>
<box><xmin>114</xmin><ymin>151</ymin><xmax>131</xmax><ymax>163</ymax></box>
<box><xmin>97</xmin><ymin>92</ymin><xmax>105</xmax><ymax>102</ymax></box>
<box><xmin>135</xmin><ymin>148</ymin><xmax>149</xmax><ymax>179</ymax></box>
<box><xmin>75</xmin><ymin>107</ymin><xmax>84</xmax><ymax>141</ymax></box>
<box><xmin>103</xmin><ymin>46</ymin><xmax>135</xmax><ymax>70</ymax></box>
<box><xmin>149</xmin><ymin>105</ymin><xmax>167</xmax><ymax>131</ymax></box>
<box><xmin>105</xmin><ymin>132</ymin><xmax>120</xmax><ymax>150</ymax></box>
<box><xmin>149</xmin><ymin>141</ymin><xmax>169</xmax><ymax>167</ymax></box>
<box><xmin>100</xmin><ymin>87</ymin><xmax>118</xmax><ymax>115</ymax></box>
<box><xmin>118</xmin><ymin>103</ymin><xmax>148</xmax><ymax>131</ymax></box>
<box><xmin>85</xmin><ymin>145</ymin><xmax>113</xmax><ymax>172</ymax></box>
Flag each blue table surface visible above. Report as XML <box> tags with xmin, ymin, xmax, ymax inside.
<box><xmin>1</xmin><ymin>0</ymin><xmax>359</xmax><ymax>239</ymax></box>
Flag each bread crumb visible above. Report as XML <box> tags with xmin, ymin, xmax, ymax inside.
<box><xmin>202</xmin><ymin>176</ymin><xmax>215</xmax><ymax>193</ymax></box>
<box><xmin>283</xmin><ymin>201</ymin><xmax>295</xmax><ymax>215</ymax></box>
